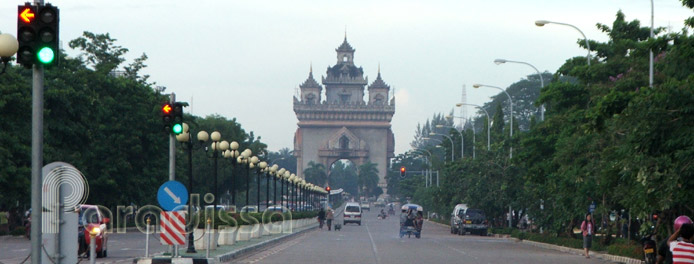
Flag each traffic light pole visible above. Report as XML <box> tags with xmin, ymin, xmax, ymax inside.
<box><xmin>30</xmin><ymin>61</ymin><xmax>44</xmax><ymax>264</ymax></box>
<box><xmin>169</xmin><ymin>93</ymin><xmax>176</xmax><ymax>181</ymax></box>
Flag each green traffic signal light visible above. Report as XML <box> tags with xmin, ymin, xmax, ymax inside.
<box><xmin>172</xmin><ymin>123</ymin><xmax>183</xmax><ymax>134</ymax></box>
<box><xmin>37</xmin><ymin>46</ymin><xmax>54</xmax><ymax>64</ymax></box>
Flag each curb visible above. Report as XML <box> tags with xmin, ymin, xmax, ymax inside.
<box><xmin>517</xmin><ymin>239</ymin><xmax>644</xmax><ymax>264</ymax></box>
<box><xmin>134</xmin><ymin>258</ymin><xmax>213</xmax><ymax>264</ymax></box>
<box><xmin>215</xmin><ymin>223</ymin><xmax>317</xmax><ymax>262</ymax></box>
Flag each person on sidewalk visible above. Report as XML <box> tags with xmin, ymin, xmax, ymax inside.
<box><xmin>668</xmin><ymin>223</ymin><xmax>694</xmax><ymax>264</ymax></box>
<box><xmin>581</xmin><ymin>213</ymin><xmax>595</xmax><ymax>259</ymax></box>
<box><xmin>326</xmin><ymin>207</ymin><xmax>334</xmax><ymax>231</ymax></box>
<box><xmin>317</xmin><ymin>207</ymin><xmax>326</xmax><ymax>229</ymax></box>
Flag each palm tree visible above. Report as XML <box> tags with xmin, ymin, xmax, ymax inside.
<box><xmin>358</xmin><ymin>162</ymin><xmax>379</xmax><ymax>197</ymax></box>
<box><xmin>304</xmin><ymin>161</ymin><xmax>327</xmax><ymax>185</ymax></box>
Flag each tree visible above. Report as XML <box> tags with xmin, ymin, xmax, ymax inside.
<box><xmin>357</xmin><ymin>162</ymin><xmax>379</xmax><ymax>198</ymax></box>
<box><xmin>303</xmin><ymin>161</ymin><xmax>327</xmax><ymax>186</ymax></box>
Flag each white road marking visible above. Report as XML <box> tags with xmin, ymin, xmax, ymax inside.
<box><xmin>365</xmin><ymin>222</ymin><xmax>382</xmax><ymax>264</ymax></box>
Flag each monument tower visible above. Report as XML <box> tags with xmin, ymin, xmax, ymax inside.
<box><xmin>293</xmin><ymin>36</ymin><xmax>395</xmax><ymax>193</ymax></box>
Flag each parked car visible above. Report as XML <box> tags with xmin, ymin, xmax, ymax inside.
<box><xmin>450</xmin><ymin>204</ymin><xmax>467</xmax><ymax>234</ymax></box>
<box><xmin>343</xmin><ymin>202</ymin><xmax>362</xmax><ymax>225</ymax></box>
<box><xmin>360</xmin><ymin>202</ymin><xmax>370</xmax><ymax>211</ymax></box>
<box><xmin>78</xmin><ymin>205</ymin><xmax>109</xmax><ymax>258</ymax></box>
<box><xmin>456</xmin><ymin>208</ymin><xmax>488</xmax><ymax>236</ymax></box>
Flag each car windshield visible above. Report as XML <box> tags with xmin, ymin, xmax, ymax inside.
<box><xmin>346</xmin><ymin>206</ymin><xmax>360</xmax><ymax>212</ymax></box>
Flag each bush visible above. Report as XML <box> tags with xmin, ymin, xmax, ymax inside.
<box><xmin>491</xmin><ymin>227</ymin><xmax>514</xmax><ymax>235</ymax></box>
<box><xmin>10</xmin><ymin>226</ymin><xmax>26</xmax><ymax>236</ymax></box>
<box><xmin>607</xmin><ymin>240</ymin><xmax>643</xmax><ymax>259</ymax></box>
<box><xmin>0</xmin><ymin>229</ymin><xmax>8</xmax><ymax>236</ymax></box>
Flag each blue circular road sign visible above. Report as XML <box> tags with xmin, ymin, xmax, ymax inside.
<box><xmin>157</xmin><ymin>180</ymin><xmax>189</xmax><ymax>211</ymax></box>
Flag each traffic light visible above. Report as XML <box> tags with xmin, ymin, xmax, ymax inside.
<box><xmin>35</xmin><ymin>4</ymin><xmax>59</xmax><ymax>65</ymax></box>
<box><xmin>400</xmin><ymin>166</ymin><xmax>406</xmax><ymax>178</ymax></box>
<box><xmin>161</xmin><ymin>103</ymin><xmax>173</xmax><ymax>133</ymax></box>
<box><xmin>172</xmin><ymin>102</ymin><xmax>184</xmax><ymax>134</ymax></box>
<box><xmin>17</xmin><ymin>3</ymin><xmax>37</xmax><ymax>67</ymax></box>
<box><xmin>326</xmin><ymin>186</ymin><xmax>331</xmax><ymax>192</ymax></box>
<box><xmin>16</xmin><ymin>3</ymin><xmax>59</xmax><ymax>67</ymax></box>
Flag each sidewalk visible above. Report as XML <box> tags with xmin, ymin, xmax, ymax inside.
<box><xmin>425</xmin><ymin>220</ymin><xmax>643</xmax><ymax>264</ymax></box>
<box><xmin>136</xmin><ymin>206</ymin><xmax>344</xmax><ymax>264</ymax></box>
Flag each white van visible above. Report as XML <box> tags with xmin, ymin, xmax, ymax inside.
<box><xmin>343</xmin><ymin>202</ymin><xmax>362</xmax><ymax>225</ymax></box>
<box><xmin>450</xmin><ymin>204</ymin><xmax>467</xmax><ymax>234</ymax></box>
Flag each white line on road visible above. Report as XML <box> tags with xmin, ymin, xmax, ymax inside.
<box><xmin>365</xmin><ymin>222</ymin><xmax>382</xmax><ymax>264</ymax></box>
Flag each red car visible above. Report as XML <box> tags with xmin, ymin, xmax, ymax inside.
<box><xmin>78</xmin><ymin>205</ymin><xmax>109</xmax><ymax>258</ymax></box>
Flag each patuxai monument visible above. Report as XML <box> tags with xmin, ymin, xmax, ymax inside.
<box><xmin>293</xmin><ymin>36</ymin><xmax>395</xmax><ymax>192</ymax></box>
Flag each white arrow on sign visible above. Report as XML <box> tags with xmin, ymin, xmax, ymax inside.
<box><xmin>164</xmin><ymin>187</ymin><xmax>181</xmax><ymax>204</ymax></box>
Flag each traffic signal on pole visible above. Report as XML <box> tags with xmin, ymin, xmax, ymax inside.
<box><xmin>400</xmin><ymin>166</ymin><xmax>406</xmax><ymax>178</ymax></box>
<box><xmin>161</xmin><ymin>103</ymin><xmax>173</xmax><ymax>133</ymax></box>
<box><xmin>16</xmin><ymin>3</ymin><xmax>59</xmax><ymax>68</ymax></box>
<box><xmin>17</xmin><ymin>3</ymin><xmax>37</xmax><ymax>67</ymax></box>
<box><xmin>35</xmin><ymin>4</ymin><xmax>59</xmax><ymax>65</ymax></box>
<box><xmin>326</xmin><ymin>186</ymin><xmax>331</xmax><ymax>192</ymax></box>
<box><xmin>172</xmin><ymin>102</ymin><xmax>184</xmax><ymax>135</ymax></box>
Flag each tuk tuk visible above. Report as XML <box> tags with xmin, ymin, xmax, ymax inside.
<box><xmin>399</xmin><ymin>203</ymin><xmax>423</xmax><ymax>238</ymax></box>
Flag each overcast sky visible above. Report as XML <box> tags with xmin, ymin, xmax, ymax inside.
<box><xmin>1</xmin><ymin>0</ymin><xmax>691</xmax><ymax>154</ymax></box>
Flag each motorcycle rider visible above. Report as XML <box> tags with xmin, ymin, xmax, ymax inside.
<box><xmin>658</xmin><ymin>215</ymin><xmax>693</xmax><ymax>264</ymax></box>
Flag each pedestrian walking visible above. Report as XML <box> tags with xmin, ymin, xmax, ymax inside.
<box><xmin>326</xmin><ymin>207</ymin><xmax>334</xmax><ymax>231</ymax></box>
<box><xmin>668</xmin><ymin>223</ymin><xmax>694</xmax><ymax>264</ymax></box>
<box><xmin>581</xmin><ymin>213</ymin><xmax>595</xmax><ymax>258</ymax></box>
<box><xmin>317</xmin><ymin>207</ymin><xmax>326</xmax><ymax>229</ymax></box>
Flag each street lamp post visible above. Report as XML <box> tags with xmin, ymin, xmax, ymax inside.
<box><xmin>535</xmin><ymin>20</ymin><xmax>591</xmax><ymax>66</ymax></box>
<box><xmin>494</xmin><ymin>59</ymin><xmax>545</xmax><ymax>121</ymax></box>
<box><xmin>473</xmin><ymin>84</ymin><xmax>513</xmax><ymax>158</ymax></box>
<box><xmin>200</xmin><ymin>131</ymin><xmax>229</xmax><ymax>212</ymax></box>
<box><xmin>268</xmin><ymin>164</ymin><xmax>278</xmax><ymax>209</ymax></box>
<box><xmin>246</xmin><ymin>154</ymin><xmax>258</xmax><ymax>209</ymax></box>
<box><xmin>435</xmin><ymin>126</ymin><xmax>463</xmax><ymax>158</ymax></box>
<box><xmin>452</xmin><ymin>103</ymin><xmax>491</xmax><ymax>151</ymax></box>
<box><xmin>410</xmin><ymin>149</ymin><xmax>434</xmax><ymax>187</ymax></box>
<box><xmin>223</xmin><ymin>142</ymin><xmax>240</xmax><ymax>206</ymax></box>
<box><xmin>258</xmin><ymin>161</ymin><xmax>268</xmax><ymax>211</ymax></box>
<box><xmin>282</xmin><ymin>171</ymin><xmax>290</xmax><ymax>208</ymax></box>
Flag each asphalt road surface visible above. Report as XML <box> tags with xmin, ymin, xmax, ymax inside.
<box><xmin>234</xmin><ymin>208</ymin><xmax>611</xmax><ymax>264</ymax></box>
<box><xmin>0</xmin><ymin>229</ymin><xmax>168</xmax><ymax>264</ymax></box>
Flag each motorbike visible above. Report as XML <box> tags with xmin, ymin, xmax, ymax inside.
<box><xmin>640</xmin><ymin>234</ymin><xmax>656</xmax><ymax>264</ymax></box>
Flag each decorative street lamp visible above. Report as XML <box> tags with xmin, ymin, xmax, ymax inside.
<box><xmin>267</xmin><ymin>164</ymin><xmax>278</xmax><ymax>209</ymax></box>
<box><xmin>473</xmin><ymin>84</ymin><xmax>514</xmax><ymax>158</ymax></box>
<box><xmin>535</xmin><ymin>20</ymin><xmax>591</xmax><ymax>66</ymax></box>
<box><xmin>283</xmin><ymin>171</ymin><xmax>291</xmax><ymax>209</ymax></box>
<box><xmin>223</xmin><ymin>141</ymin><xmax>240</xmax><ymax>206</ymax></box>
<box><xmin>198</xmin><ymin>131</ymin><xmax>229</xmax><ymax>211</ymax></box>
<box><xmin>257</xmin><ymin>161</ymin><xmax>267</xmax><ymax>211</ymax></box>
<box><xmin>174</xmin><ymin>123</ymin><xmax>206</xmax><ymax>253</ymax></box>
<box><xmin>0</xmin><ymin>33</ymin><xmax>19</xmax><ymax>74</ymax></box>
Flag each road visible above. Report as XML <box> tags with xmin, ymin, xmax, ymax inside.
<box><xmin>234</xmin><ymin>208</ymin><xmax>611</xmax><ymax>264</ymax></box>
<box><xmin>0</xmin><ymin>229</ymin><xmax>168</xmax><ymax>264</ymax></box>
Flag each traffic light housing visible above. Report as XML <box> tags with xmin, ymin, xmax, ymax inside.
<box><xmin>161</xmin><ymin>103</ymin><xmax>173</xmax><ymax>133</ymax></box>
<box><xmin>16</xmin><ymin>3</ymin><xmax>59</xmax><ymax>68</ymax></box>
<box><xmin>35</xmin><ymin>4</ymin><xmax>59</xmax><ymax>65</ymax></box>
<box><xmin>172</xmin><ymin>102</ymin><xmax>184</xmax><ymax>134</ymax></box>
<box><xmin>17</xmin><ymin>3</ymin><xmax>37</xmax><ymax>67</ymax></box>
<box><xmin>400</xmin><ymin>166</ymin><xmax>406</xmax><ymax>178</ymax></box>
<box><xmin>326</xmin><ymin>186</ymin><xmax>331</xmax><ymax>192</ymax></box>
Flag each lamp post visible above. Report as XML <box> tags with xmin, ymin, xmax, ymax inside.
<box><xmin>267</xmin><ymin>164</ymin><xmax>278</xmax><ymax>209</ymax></box>
<box><xmin>473</xmin><ymin>84</ymin><xmax>513</xmax><ymax>158</ymax></box>
<box><xmin>436</xmin><ymin>124</ymin><xmax>464</xmax><ymax>158</ymax></box>
<box><xmin>245</xmin><ymin>154</ymin><xmax>258</xmax><ymax>210</ymax></box>
<box><xmin>175</xmin><ymin>123</ymin><xmax>212</xmax><ymax>253</ymax></box>
<box><xmin>494</xmin><ymin>59</ymin><xmax>545</xmax><ymax>121</ymax></box>
<box><xmin>429</xmin><ymin>131</ymin><xmax>463</xmax><ymax>161</ymax></box>
<box><xmin>535</xmin><ymin>20</ymin><xmax>591</xmax><ymax>66</ymax></box>
<box><xmin>258</xmin><ymin>161</ymin><xmax>268</xmax><ymax>211</ymax></box>
<box><xmin>222</xmin><ymin>142</ymin><xmax>240</xmax><ymax>206</ymax></box>
<box><xmin>199</xmin><ymin>131</ymin><xmax>229</xmax><ymax>211</ymax></box>
<box><xmin>277</xmin><ymin>168</ymin><xmax>286</xmax><ymax>207</ymax></box>
<box><xmin>421</xmin><ymin>137</ymin><xmax>447</xmax><ymax>162</ymax></box>
<box><xmin>454</xmin><ymin>103</ymin><xmax>491</xmax><ymax>151</ymax></box>
<box><xmin>410</xmin><ymin>149</ymin><xmax>434</xmax><ymax>187</ymax></box>
<box><xmin>0</xmin><ymin>33</ymin><xmax>19</xmax><ymax>74</ymax></box>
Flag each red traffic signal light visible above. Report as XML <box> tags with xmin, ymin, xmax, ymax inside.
<box><xmin>400</xmin><ymin>166</ymin><xmax>406</xmax><ymax>178</ymax></box>
<box><xmin>326</xmin><ymin>186</ymin><xmax>331</xmax><ymax>192</ymax></box>
<box><xmin>162</xmin><ymin>104</ymin><xmax>173</xmax><ymax>114</ymax></box>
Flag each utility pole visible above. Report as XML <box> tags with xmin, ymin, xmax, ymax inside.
<box><xmin>169</xmin><ymin>93</ymin><xmax>175</xmax><ymax>181</ymax></box>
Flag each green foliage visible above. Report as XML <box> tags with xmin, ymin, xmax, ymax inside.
<box><xmin>607</xmin><ymin>239</ymin><xmax>643</xmax><ymax>259</ymax></box>
<box><xmin>10</xmin><ymin>226</ymin><xmax>25</xmax><ymax>236</ymax></box>
<box><xmin>304</xmin><ymin>161</ymin><xmax>327</xmax><ymax>186</ymax></box>
<box><xmin>357</xmin><ymin>162</ymin><xmax>379</xmax><ymax>197</ymax></box>
<box><xmin>394</xmin><ymin>7</ymin><xmax>694</xmax><ymax>241</ymax></box>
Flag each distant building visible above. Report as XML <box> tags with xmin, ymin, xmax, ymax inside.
<box><xmin>293</xmin><ymin>36</ymin><xmax>395</xmax><ymax>192</ymax></box>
